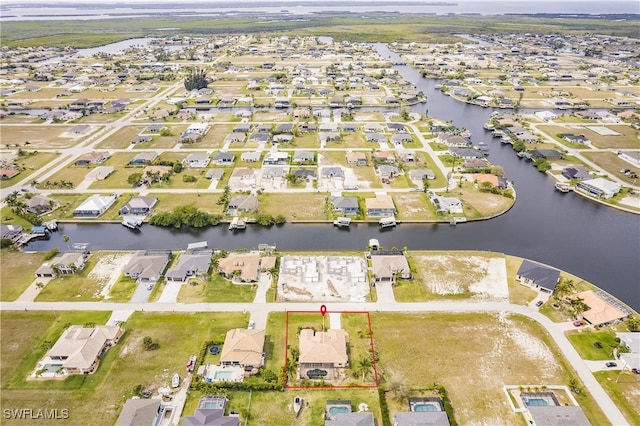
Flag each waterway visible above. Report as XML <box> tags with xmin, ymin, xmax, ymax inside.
<box><xmin>26</xmin><ymin>42</ymin><xmax>640</xmax><ymax>312</ymax></box>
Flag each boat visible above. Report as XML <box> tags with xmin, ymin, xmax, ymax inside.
<box><xmin>333</xmin><ymin>217</ymin><xmax>351</xmax><ymax>227</ymax></box>
<box><xmin>379</xmin><ymin>216</ymin><xmax>396</xmax><ymax>228</ymax></box>
<box><xmin>43</xmin><ymin>220</ymin><xmax>58</xmax><ymax>231</ymax></box>
<box><xmin>294</xmin><ymin>396</ymin><xmax>303</xmax><ymax>416</ymax></box>
<box><xmin>186</xmin><ymin>355</ymin><xmax>197</xmax><ymax>373</ymax></box>
<box><xmin>122</xmin><ymin>215</ymin><xmax>142</xmax><ymax>229</ymax></box>
<box><xmin>172</xmin><ymin>373</ymin><xmax>180</xmax><ymax>388</ymax></box>
<box><xmin>228</xmin><ymin>216</ymin><xmax>246</xmax><ymax>231</ymax></box>
<box><xmin>483</xmin><ymin>122</ymin><xmax>495</xmax><ymax>131</ymax></box>
<box><xmin>555</xmin><ymin>182</ymin><xmax>573</xmax><ymax>193</ymax></box>
<box><xmin>491</xmin><ymin>131</ymin><xmax>503</xmax><ymax>138</ymax></box>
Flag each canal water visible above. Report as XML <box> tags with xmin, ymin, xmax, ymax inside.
<box><xmin>26</xmin><ymin>42</ymin><xmax>640</xmax><ymax>311</ymax></box>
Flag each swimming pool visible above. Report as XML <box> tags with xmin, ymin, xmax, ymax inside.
<box><xmin>523</xmin><ymin>398</ymin><xmax>549</xmax><ymax>407</ymax></box>
<box><xmin>328</xmin><ymin>406</ymin><xmax>350</xmax><ymax>415</ymax></box>
<box><xmin>413</xmin><ymin>403</ymin><xmax>438</xmax><ymax>412</ymax></box>
<box><xmin>214</xmin><ymin>371</ymin><xmax>234</xmax><ymax>380</ymax></box>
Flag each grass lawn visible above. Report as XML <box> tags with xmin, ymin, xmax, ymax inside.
<box><xmin>353</xmin><ymin>165</ymin><xmax>383</xmax><ymax>189</ymax></box>
<box><xmin>264</xmin><ymin>312</ymin><xmax>286</xmax><ymax>373</ymax></box>
<box><xmin>371</xmin><ymin>312</ymin><xmax>608</xmax><ymax>426</ymax></box>
<box><xmin>45</xmin><ymin>164</ymin><xmax>94</xmax><ymax>188</ymax></box>
<box><xmin>259</xmin><ymin>193</ymin><xmax>327</xmax><ymax>221</ymax></box>
<box><xmin>0</xmin><ymin>205</ymin><xmax>34</xmax><ymax>229</ymax></box>
<box><xmin>456</xmin><ymin>185</ymin><xmax>514</xmax><ymax>218</ymax></box>
<box><xmin>582</xmin><ymin>151</ymin><xmax>640</xmax><ymax>186</ymax></box>
<box><xmin>0</xmin><ymin>152</ymin><xmax>60</xmax><ymax>189</ymax></box>
<box><xmin>149</xmin><ymin>193</ymin><xmax>224</xmax><ymax>215</ymax></box>
<box><xmin>177</xmin><ymin>276</ymin><xmax>256</xmax><ymax>303</ymax></box>
<box><xmin>579</xmin><ymin>125</ymin><xmax>639</xmax><ymax>150</ymax></box>
<box><xmin>107</xmin><ymin>276</ymin><xmax>138</xmax><ymax>302</ymax></box>
<box><xmin>318</xmin><ymin>150</ymin><xmax>348</xmax><ymax>166</ymax></box>
<box><xmin>41</xmin><ymin>194</ymin><xmax>87</xmax><ymax>220</ymax></box>
<box><xmin>0</xmin><ymin>248</ymin><xmax>46</xmax><ymax>301</ymax></box>
<box><xmin>96</xmin><ymin>126</ymin><xmax>146</xmax><ymax>149</ymax></box>
<box><xmin>393</xmin><ymin>193</ymin><xmax>437</xmax><ymax>220</ymax></box>
<box><xmin>593</xmin><ymin>370</ymin><xmax>640</xmax><ymax>425</ymax></box>
<box><xmin>0</xmin><ymin>126</ymin><xmax>80</xmax><ymax>150</ymax></box>
<box><xmin>565</xmin><ymin>328</ymin><xmax>620</xmax><ymax>360</ymax></box>
<box><xmin>191</xmin><ymin>124</ymin><xmax>232</xmax><ymax>149</ymax></box>
<box><xmin>35</xmin><ymin>255</ymin><xmax>108</xmax><ymax>301</ymax></box>
<box><xmin>1</xmin><ymin>311</ymin><xmax>247</xmax><ymax>426</ymax></box>
<box><xmin>505</xmin><ymin>255</ymin><xmax>538</xmax><ymax>305</ymax></box>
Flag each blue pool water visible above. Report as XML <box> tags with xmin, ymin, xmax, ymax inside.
<box><xmin>524</xmin><ymin>398</ymin><xmax>549</xmax><ymax>407</ymax></box>
<box><xmin>328</xmin><ymin>406</ymin><xmax>350</xmax><ymax>415</ymax></box>
<box><xmin>214</xmin><ymin>371</ymin><xmax>234</xmax><ymax>380</ymax></box>
<box><xmin>413</xmin><ymin>403</ymin><xmax>438</xmax><ymax>412</ymax></box>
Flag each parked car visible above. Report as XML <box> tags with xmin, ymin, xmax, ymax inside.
<box><xmin>573</xmin><ymin>320</ymin><xmax>585</xmax><ymax>327</ymax></box>
<box><xmin>606</xmin><ymin>362</ymin><xmax>617</xmax><ymax>368</ymax></box>
<box><xmin>535</xmin><ymin>300</ymin><xmax>544</xmax><ymax>307</ymax></box>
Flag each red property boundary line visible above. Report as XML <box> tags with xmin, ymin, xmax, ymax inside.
<box><xmin>284</xmin><ymin>310</ymin><xmax>379</xmax><ymax>389</ymax></box>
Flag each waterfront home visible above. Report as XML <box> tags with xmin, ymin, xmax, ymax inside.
<box><xmin>0</xmin><ymin>224</ymin><xmax>22</xmax><ymax>242</ymax></box>
<box><xmin>616</xmin><ymin>332</ymin><xmax>640</xmax><ymax>372</ymax></box>
<box><xmin>226</xmin><ymin>195</ymin><xmax>258</xmax><ymax>215</ymax></box>
<box><xmin>516</xmin><ymin>260</ymin><xmax>560</xmax><ymax>293</ymax></box>
<box><xmin>165</xmin><ymin>253</ymin><xmax>211</xmax><ymax>282</ymax></box>
<box><xmin>577</xmin><ymin>178</ymin><xmax>621</xmax><ymax>199</ymax></box>
<box><xmin>35</xmin><ymin>252</ymin><xmax>86</xmax><ymax>277</ymax></box>
<box><xmin>431</xmin><ymin>195</ymin><xmax>463</xmax><ymax>214</ymax></box>
<box><xmin>570</xmin><ymin>290</ymin><xmax>629</xmax><ymax>327</ymax></box>
<box><xmin>365</xmin><ymin>195</ymin><xmax>396</xmax><ymax>217</ymax></box>
<box><xmin>118</xmin><ymin>196</ymin><xmax>157</xmax><ymax>216</ymax></box>
<box><xmin>219</xmin><ymin>328</ymin><xmax>265</xmax><ymax>368</ymax></box>
<box><xmin>370</xmin><ymin>252</ymin><xmax>411</xmax><ymax>283</ymax></box>
<box><xmin>25</xmin><ymin>194</ymin><xmax>56</xmax><ymax>215</ymax></box>
<box><xmin>299</xmin><ymin>329</ymin><xmax>348</xmax><ymax>380</ymax></box>
<box><xmin>35</xmin><ymin>325</ymin><xmax>123</xmax><ymax>376</ymax></box>
<box><xmin>73</xmin><ymin>194</ymin><xmax>117</xmax><ymax>217</ymax></box>
<box><xmin>331</xmin><ymin>196</ymin><xmax>359</xmax><ymax>216</ymax></box>
<box><xmin>562</xmin><ymin>167</ymin><xmax>592</xmax><ymax>181</ymax></box>
<box><xmin>123</xmin><ymin>250</ymin><xmax>171</xmax><ymax>283</ymax></box>
<box><xmin>217</xmin><ymin>253</ymin><xmax>261</xmax><ymax>282</ymax></box>
<box><xmin>530</xmin><ymin>149</ymin><xmax>563</xmax><ymax>160</ymax></box>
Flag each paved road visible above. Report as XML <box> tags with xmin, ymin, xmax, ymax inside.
<box><xmin>0</xmin><ymin>298</ymin><xmax>629</xmax><ymax>425</ymax></box>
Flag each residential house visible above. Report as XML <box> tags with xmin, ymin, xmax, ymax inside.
<box><xmin>123</xmin><ymin>250</ymin><xmax>171</xmax><ymax>283</ymax></box>
<box><xmin>373</xmin><ymin>151</ymin><xmax>396</xmax><ymax>164</ymax></box>
<box><xmin>319</xmin><ymin>131</ymin><xmax>340</xmax><ymax>143</ymax></box>
<box><xmin>298</xmin><ymin>122</ymin><xmax>317</xmax><ymax>133</ymax></box>
<box><xmin>240</xmin><ymin>152</ymin><xmax>261</xmax><ymax>163</ymax></box>
<box><xmin>263</xmin><ymin>152</ymin><xmax>290</xmax><ymax>165</ymax></box>
<box><xmin>299</xmin><ymin>329</ymin><xmax>348</xmax><ymax>380</ymax></box>
<box><xmin>165</xmin><ymin>253</ymin><xmax>211</xmax><ymax>282</ymax></box>
<box><xmin>144</xmin><ymin>124</ymin><xmax>165</xmax><ymax>133</ymax></box>
<box><xmin>225</xmin><ymin>133</ymin><xmax>246</xmax><ymax>144</ymax></box>
<box><xmin>341</xmin><ymin>123</ymin><xmax>359</xmax><ymax>133</ymax></box>
<box><xmin>431</xmin><ymin>195</ymin><xmax>463</xmax><ymax>214</ymax></box>
<box><xmin>206</xmin><ymin>169</ymin><xmax>224</xmax><ymax>180</ymax></box>
<box><xmin>394</xmin><ymin>398</ymin><xmax>450</xmax><ymax>426</ymax></box>
<box><xmin>276</xmin><ymin>123</ymin><xmax>293</xmax><ymax>133</ymax></box>
<box><xmin>249</xmin><ymin>133</ymin><xmax>270</xmax><ymax>144</ymax></box>
<box><xmin>114</xmin><ymin>399</ymin><xmax>162</xmax><ymax>426</ymax></box>
<box><xmin>73</xmin><ymin>194</ymin><xmax>117</xmax><ymax>217</ymax></box>
<box><xmin>0</xmin><ymin>224</ymin><xmax>23</xmax><ymax>242</ymax></box>
<box><xmin>69</xmin><ymin>124</ymin><xmax>91</xmax><ymax>135</ymax></box>
<box><xmin>212</xmin><ymin>152</ymin><xmax>235</xmax><ymax>165</ymax></box>
<box><xmin>616</xmin><ymin>332</ymin><xmax>640</xmax><ymax>371</ymax></box>
<box><xmin>0</xmin><ymin>168</ymin><xmax>19</xmax><ymax>179</ymax></box>
<box><xmin>562</xmin><ymin>167</ymin><xmax>592</xmax><ymax>181</ymax></box>
<box><xmin>346</xmin><ymin>152</ymin><xmax>367</xmax><ymax>166</ymax></box>
<box><xmin>118</xmin><ymin>196</ymin><xmax>158</xmax><ymax>216</ymax></box>
<box><xmin>274</xmin><ymin>97</ymin><xmax>290</xmax><ymax>108</ymax></box>
<box><xmin>326</xmin><ymin>412</ymin><xmax>374</xmax><ymax>426</ymax></box>
<box><xmin>183</xmin><ymin>409</ymin><xmax>239</xmax><ymax>426</ymax></box>
<box><xmin>464</xmin><ymin>158</ymin><xmax>489</xmax><ymax>170</ymax></box>
<box><xmin>292</xmin><ymin>168</ymin><xmax>316</xmax><ymax>181</ymax></box>
<box><xmin>528</xmin><ymin>407</ymin><xmax>591</xmax><ymax>426</ymax></box>
<box><xmin>391</xmin><ymin>133</ymin><xmax>412</xmax><ymax>145</ymax></box>
<box><xmin>219</xmin><ymin>328</ymin><xmax>266</xmax><ymax>368</ymax></box>
<box><xmin>530</xmin><ymin>149</ymin><xmax>563</xmax><ymax>160</ymax></box>
<box><xmin>130</xmin><ymin>135</ymin><xmax>152</xmax><ymax>145</ymax></box>
<box><xmin>370</xmin><ymin>253</ymin><xmax>411</xmax><ymax>283</ymax></box>
<box><xmin>516</xmin><ymin>260</ymin><xmax>560</xmax><ymax>293</ymax></box>
<box><xmin>397</xmin><ymin>149</ymin><xmax>416</xmax><ymax>162</ymax></box>
<box><xmin>35</xmin><ymin>252</ymin><xmax>86</xmax><ymax>277</ymax></box>
<box><xmin>386</xmin><ymin>122</ymin><xmax>406</xmax><ymax>132</ymax></box>
<box><xmin>365</xmin><ymin>195</ymin><xmax>396</xmax><ymax>217</ymax></box>
<box><xmin>560</xmin><ymin>134</ymin><xmax>590</xmax><ymax>144</ymax></box>
<box><xmin>321</xmin><ymin>167</ymin><xmax>344</xmax><ymax>179</ymax></box>
<box><xmin>233</xmin><ymin>123</ymin><xmax>251</xmax><ymax>133</ymax></box>
<box><xmin>183</xmin><ymin>153</ymin><xmax>211</xmax><ymax>168</ymax></box>
<box><xmin>130</xmin><ymin>152</ymin><xmax>159</xmax><ymax>165</ymax></box>
<box><xmin>408</xmin><ymin>169</ymin><xmax>435</xmax><ymax>185</ymax></box>
<box><xmin>38</xmin><ymin>325</ymin><xmax>123</xmax><ymax>375</ymax></box>
<box><xmin>577</xmin><ymin>178</ymin><xmax>621</xmax><ymax>198</ymax></box>
<box><xmin>227</xmin><ymin>195</ymin><xmax>259</xmax><ymax>215</ymax></box>
<box><xmin>74</xmin><ymin>151</ymin><xmax>110</xmax><ymax>166</ymax></box>
<box><xmin>293</xmin><ymin>151</ymin><xmax>315</xmax><ymax>164</ymax></box>
<box><xmin>218</xmin><ymin>253</ymin><xmax>261</xmax><ymax>282</ymax></box>
<box><xmin>365</xmin><ymin>132</ymin><xmax>387</xmax><ymax>143</ymax></box>
<box><xmin>25</xmin><ymin>195</ymin><xmax>55</xmax><ymax>215</ymax></box>
<box><xmin>570</xmin><ymin>290</ymin><xmax>629</xmax><ymax>327</ymax></box>
<box><xmin>450</xmin><ymin>147</ymin><xmax>482</xmax><ymax>159</ymax></box>
<box><xmin>378</xmin><ymin>164</ymin><xmax>399</xmax><ymax>180</ymax></box>
<box><xmin>331</xmin><ymin>196</ymin><xmax>359</xmax><ymax>216</ymax></box>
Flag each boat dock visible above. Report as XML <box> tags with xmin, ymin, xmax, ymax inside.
<box><xmin>555</xmin><ymin>182</ymin><xmax>573</xmax><ymax>193</ymax></box>
<box><xmin>122</xmin><ymin>216</ymin><xmax>143</xmax><ymax>229</ymax></box>
<box><xmin>229</xmin><ymin>216</ymin><xmax>246</xmax><ymax>231</ymax></box>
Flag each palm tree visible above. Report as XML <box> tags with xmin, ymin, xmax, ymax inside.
<box><xmin>62</xmin><ymin>234</ymin><xmax>70</xmax><ymax>251</ymax></box>
<box><xmin>357</xmin><ymin>356</ymin><xmax>373</xmax><ymax>382</ymax></box>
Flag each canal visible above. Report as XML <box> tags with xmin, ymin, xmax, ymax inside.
<box><xmin>26</xmin><ymin>42</ymin><xmax>640</xmax><ymax>312</ymax></box>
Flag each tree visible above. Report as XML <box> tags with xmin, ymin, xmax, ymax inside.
<box><xmin>143</xmin><ymin>336</ymin><xmax>158</xmax><ymax>351</ymax></box>
<box><xmin>184</xmin><ymin>68</ymin><xmax>208</xmax><ymax>91</ymax></box>
<box><xmin>127</xmin><ymin>172</ymin><xmax>142</xmax><ymax>187</ymax></box>
<box><xmin>357</xmin><ymin>356</ymin><xmax>373</xmax><ymax>381</ymax></box>
<box><xmin>626</xmin><ymin>314</ymin><xmax>640</xmax><ymax>332</ymax></box>
<box><xmin>62</xmin><ymin>234</ymin><xmax>70</xmax><ymax>251</ymax></box>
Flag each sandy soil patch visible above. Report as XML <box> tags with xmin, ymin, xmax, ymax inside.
<box><xmin>87</xmin><ymin>253</ymin><xmax>134</xmax><ymax>298</ymax></box>
<box><xmin>414</xmin><ymin>254</ymin><xmax>508</xmax><ymax>299</ymax></box>
<box><xmin>619</xmin><ymin>195</ymin><xmax>640</xmax><ymax>209</ymax></box>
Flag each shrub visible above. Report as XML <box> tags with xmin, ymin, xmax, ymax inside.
<box><xmin>44</xmin><ymin>248</ymin><xmax>59</xmax><ymax>260</ymax></box>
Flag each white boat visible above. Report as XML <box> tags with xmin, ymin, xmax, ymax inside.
<box><xmin>333</xmin><ymin>217</ymin><xmax>351</xmax><ymax>227</ymax></box>
<box><xmin>122</xmin><ymin>215</ymin><xmax>142</xmax><ymax>229</ymax></box>
<box><xmin>229</xmin><ymin>216</ymin><xmax>246</xmax><ymax>231</ymax></box>
<box><xmin>186</xmin><ymin>355</ymin><xmax>197</xmax><ymax>372</ymax></box>
<box><xmin>172</xmin><ymin>373</ymin><xmax>180</xmax><ymax>388</ymax></box>
<box><xmin>379</xmin><ymin>216</ymin><xmax>396</xmax><ymax>228</ymax></box>
<box><xmin>294</xmin><ymin>396</ymin><xmax>303</xmax><ymax>416</ymax></box>
<box><xmin>555</xmin><ymin>182</ymin><xmax>572</xmax><ymax>193</ymax></box>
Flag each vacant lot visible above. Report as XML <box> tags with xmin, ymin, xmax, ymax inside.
<box><xmin>580</xmin><ymin>125</ymin><xmax>639</xmax><ymax>150</ymax></box>
<box><xmin>0</xmin><ymin>125</ymin><xmax>82</xmax><ymax>149</ymax></box>
<box><xmin>177</xmin><ymin>276</ymin><xmax>256</xmax><ymax>303</ymax></box>
<box><xmin>594</xmin><ymin>370</ymin><xmax>640</xmax><ymax>425</ymax></box>
<box><xmin>457</xmin><ymin>185</ymin><xmax>514</xmax><ymax>218</ymax></box>
<box><xmin>371</xmin><ymin>312</ymin><xmax>608</xmax><ymax>425</ymax></box>
<box><xmin>259</xmin><ymin>192</ymin><xmax>327</xmax><ymax>221</ymax></box>
<box><xmin>0</xmin><ymin>248</ymin><xmax>46</xmax><ymax>301</ymax></box>
<box><xmin>96</xmin><ymin>125</ymin><xmax>146</xmax><ymax>149</ymax></box>
<box><xmin>1</xmin><ymin>311</ymin><xmax>247</xmax><ymax>426</ymax></box>
<box><xmin>582</xmin><ymin>151</ymin><xmax>640</xmax><ymax>185</ymax></box>
<box><xmin>393</xmin><ymin>193</ymin><xmax>437</xmax><ymax>220</ymax></box>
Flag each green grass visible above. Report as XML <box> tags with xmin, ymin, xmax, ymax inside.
<box><xmin>1</xmin><ymin>311</ymin><xmax>247</xmax><ymax>426</ymax></box>
<box><xmin>565</xmin><ymin>329</ymin><xmax>620</xmax><ymax>360</ymax></box>
<box><xmin>593</xmin><ymin>370</ymin><xmax>640</xmax><ymax>425</ymax></box>
<box><xmin>177</xmin><ymin>276</ymin><xmax>256</xmax><ymax>303</ymax></box>
<box><xmin>0</xmin><ymin>152</ymin><xmax>60</xmax><ymax>189</ymax></box>
<box><xmin>107</xmin><ymin>276</ymin><xmax>138</xmax><ymax>302</ymax></box>
<box><xmin>35</xmin><ymin>255</ymin><xmax>105</xmax><ymax>301</ymax></box>
<box><xmin>0</xmin><ymin>248</ymin><xmax>47</xmax><ymax>301</ymax></box>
